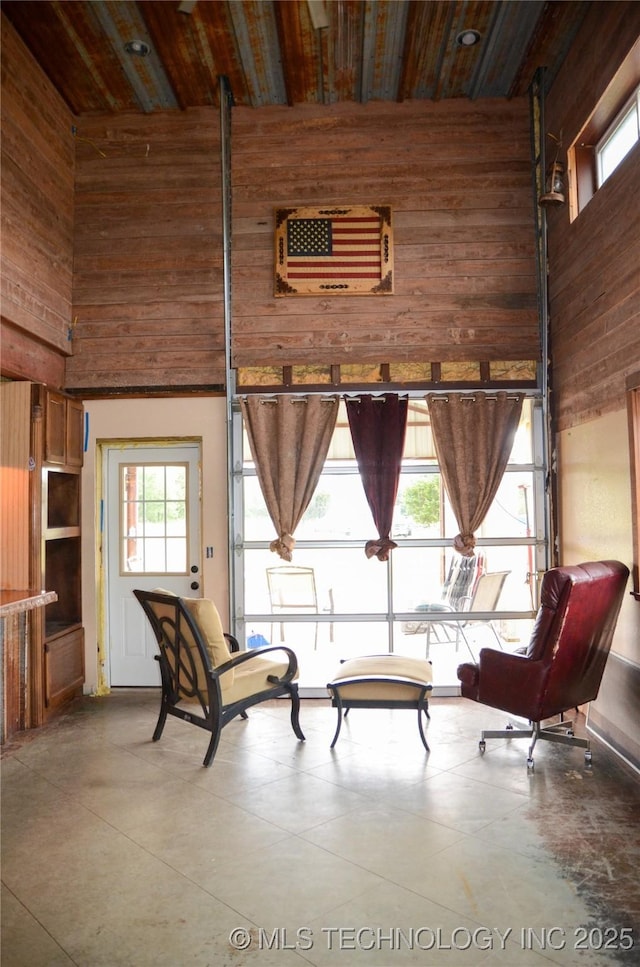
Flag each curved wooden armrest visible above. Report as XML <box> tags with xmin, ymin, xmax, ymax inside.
<box><xmin>214</xmin><ymin>643</ymin><xmax>299</xmax><ymax>682</ymax></box>
<box><xmin>224</xmin><ymin>632</ymin><xmax>240</xmax><ymax>653</ymax></box>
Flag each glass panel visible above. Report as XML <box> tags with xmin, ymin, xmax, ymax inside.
<box><xmin>243</xmin><ymin>475</ymin><xmax>377</xmax><ymax>542</ymax></box>
<box><xmin>143</xmin><ymin>466</ymin><xmax>165</xmax><ymax>499</ymax></box>
<box><xmin>477</xmin><ymin>473</ymin><xmax>536</xmax><ymax>538</ymax></box>
<box><xmin>490</xmin><ymin>361</ymin><xmax>537</xmax><ymax>381</ymax></box>
<box><xmin>392</xmin><ymin>545</ymin><xmax>535</xmax><ymax>618</ymax></box>
<box><xmin>291</xmin><ymin>365</ymin><xmax>331</xmax><ymax>384</ymax></box>
<box><xmin>166</xmin><ymin>537</ymin><xmax>187</xmax><ymax>572</ymax></box>
<box><xmin>165</xmin><ymin>465</ymin><xmax>186</xmax><ymax>501</ymax></box>
<box><xmin>439</xmin><ymin>482</ymin><xmax>537</xmax><ymax>541</ymax></box>
<box><xmin>326</xmin><ymin>403</ymin><xmax>356</xmax><ymax>459</ymax></box>
<box><xmin>392</xmin><ymin>546</ymin><xmax>454</xmax><ymax>612</ymax></box>
<box><xmin>266</xmin><ymin>621</ymin><xmax>392</xmax><ymax>691</ymax></box>
<box><xmin>599</xmin><ymin>103</ymin><xmax>638</xmax><ymax>184</ymax></box>
<box><xmin>440</xmin><ymin>362</ymin><xmax>481</xmax><ymax>381</ymax></box>
<box><xmin>237</xmin><ymin>367</ymin><xmax>283</xmax><ymax>386</ymax></box>
<box><xmin>396</xmin><ymin>474</ymin><xmax>442</xmax><ymax>538</ymax></box>
<box><xmin>144</xmin><ymin>502</ymin><xmax>166</xmax><ymax>529</ymax></box>
<box><xmin>340</xmin><ymin>364</ymin><xmax>383</xmax><ymax>383</ymax></box>
<box><xmin>245</xmin><ymin>547</ymin><xmax>389</xmax><ymax>616</ymax></box>
<box><xmin>141</xmin><ymin>538</ymin><xmax>167</xmax><ymax>572</ymax></box>
<box><xmin>404</xmin><ymin>400</ymin><xmax>436</xmax><ymax>460</ymax></box>
<box><xmin>166</xmin><ymin>502</ymin><xmax>186</xmax><ymax>534</ymax></box>
<box><xmin>510</xmin><ymin>398</ymin><xmax>534</xmax><ymax>462</ymax></box>
<box><xmin>120</xmin><ymin>463</ymin><xmax>188</xmax><ymax>574</ymax></box>
<box><xmin>389</xmin><ymin>362</ymin><xmax>433</xmax><ymax>382</ymax></box>
<box><xmin>392</xmin><ymin>617</ymin><xmax>535</xmax><ymax>688</ymax></box>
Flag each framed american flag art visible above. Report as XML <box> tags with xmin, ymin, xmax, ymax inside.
<box><xmin>274</xmin><ymin>205</ymin><xmax>393</xmax><ymax>296</ymax></box>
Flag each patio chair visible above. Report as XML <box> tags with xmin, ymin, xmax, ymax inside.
<box><xmin>401</xmin><ymin>551</ymin><xmax>484</xmax><ymax>640</ymax></box>
<box><xmin>409</xmin><ymin>566</ymin><xmax>508</xmax><ymax>660</ymax></box>
<box><xmin>457</xmin><ymin>560</ymin><xmax>629</xmax><ymax>770</ymax></box>
<box><xmin>452</xmin><ymin>569</ymin><xmax>511</xmax><ymax>658</ymax></box>
<box><xmin>266</xmin><ymin>565</ymin><xmax>334</xmax><ymax>648</ymax></box>
<box><xmin>134</xmin><ymin>589</ymin><xmax>305</xmax><ymax>766</ymax></box>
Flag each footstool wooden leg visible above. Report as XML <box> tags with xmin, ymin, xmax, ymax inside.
<box><xmin>329</xmin><ymin>687</ymin><xmax>344</xmax><ymax>748</ymax></box>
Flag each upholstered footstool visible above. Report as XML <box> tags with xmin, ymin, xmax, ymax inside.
<box><xmin>327</xmin><ymin>654</ymin><xmax>433</xmax><ymax>751</ymax></box>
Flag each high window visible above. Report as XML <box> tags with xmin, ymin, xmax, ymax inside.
<box><xmin>629</xmin><ymin>374</ymin><xmax>640</xmax><ymax>602</ymax></box>
<box><xmin>596</xmin><ymin>85</ymin><xmax>640</xmax><ymax>187</ymax></box>
<box><xmin>568</xmin><ymin>39</ymin><xmax>640</xmax><ymax>219</ymax></box>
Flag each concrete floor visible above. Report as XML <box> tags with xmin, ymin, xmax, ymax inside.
<box><xmin>1</xmin><ymin>691</ymin><xmax>639</xmax><ymax>967</ymax></box>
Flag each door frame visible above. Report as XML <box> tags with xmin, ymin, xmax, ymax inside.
<box><xmin>96</xmin><ymin>437</ymin><xmax>203</xmax><ymax>693</ymax></box>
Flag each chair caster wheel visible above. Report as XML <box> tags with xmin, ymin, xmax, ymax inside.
<box><xmin>479</xmin><ymin>740</ymin><xmax>486</xmax><ymax>754</ymax></box>
<box><xmin>506</xmin><ymin>723</ymin><xmax>514</xmax><ymax>730</ymax></box>
<box><xmin>567</xmin><ymin>729</ymin><xmax>574</xmax><ymax>737</ymax></box>
<box><xmin>527</xmin><ymin>757</ymin><xmax>534</xmax><ymax>771</ymax></box>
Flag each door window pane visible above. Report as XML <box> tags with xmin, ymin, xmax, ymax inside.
<box><xmin>120</xmin><ymin>464</ymin><xmax>188</xmax><ymax>574</ymax></box>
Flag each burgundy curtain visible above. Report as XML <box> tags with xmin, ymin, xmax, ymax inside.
<box><xmin>345</xmin><ymin>393</ymin><xmax>408</xmax><ymax>561</ymax></box>
<box><xmin>240</xmin><ymin>395</ymin><xmax>339</xmax><ymax>561</ymax></box>
<box><xmin>427</xmin><ymin>392</ymin><xmax>524</xmax><ymax>556</ymax></box>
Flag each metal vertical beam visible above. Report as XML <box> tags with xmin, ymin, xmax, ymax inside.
<box><xmin>530</xmin><ymin>67</ymin><xmax>557</xmax><ymax>571</ymax></box>
<box><xmin>219</xmin><ymin>75</ymin><xmax>238</xmax><ymax>633</ymax></box>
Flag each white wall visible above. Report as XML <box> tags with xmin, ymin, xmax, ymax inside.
<box><xmin>81</xmin><ymin>396</ymin><xmax>229</xmax><ymax>694</ymax></box>
<box><xmin>557</xmin><ymin>407</ymin><xmax>637</xmax><ymax>660</ymax></box>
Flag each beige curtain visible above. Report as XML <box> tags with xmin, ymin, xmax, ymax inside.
<box><xmin>240</xmin><ymin>395</ymin><xmax>339</xmax><ymax>561</ymax></box>
<box><xmin>427</xmin><ymin>392</ymin><xmax>524</xmax><ymax>556</ymax></box>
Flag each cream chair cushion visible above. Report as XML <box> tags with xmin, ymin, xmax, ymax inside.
<box><xmin>220</xmin><ymin>653</ymin><xmax>298</xmax><ymax>705</ymax></box>
<box><xmin>329</xmin><ymin>654</ymin><xmax>433</xmax><ymax>701</ymax></box>
<box><xmin>181</xmin><ymin>596</ymin><xmax>233</xmax><ymax>668</ymax></box>
<box><xmin>152</xmin><ymin>590</ymin><xmax>233</xmax><ymax>686</ymax></box>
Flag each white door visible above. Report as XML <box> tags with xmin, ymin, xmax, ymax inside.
<box><xmin>106</xmin><ymin>444</ymin><xmax>201</xmax><ymax>686</ymax></box>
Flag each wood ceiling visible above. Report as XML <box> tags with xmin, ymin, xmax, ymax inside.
<box><xmin>3</xmin><ymin>0</ymin><xmax>592</xmax><ymax>114</ymax></box>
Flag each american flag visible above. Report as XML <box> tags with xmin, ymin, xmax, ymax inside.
<box><xmin>286</xmin><ymin>213</ymin><xmax>382</xmax><ymax>281</ymax></box>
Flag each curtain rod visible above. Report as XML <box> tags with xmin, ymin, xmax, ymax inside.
<box><xmin>245</xmin><ymin>392</ymin><xmax>522</xmax><ymax>404</ymax></box>
<box><xmin>254</xmin><ymin>396</ymin><xmax>393</xmax><ymax>404</ymax></box>
<box><xmin>255</xmin><ymin>397</ymin><xmax>339</xmax><ymax>404</ymax></box>
<box><xmin>428</xmin><ymin>394</ymin><xmax>523</xmax><ymax>402</ymax></box>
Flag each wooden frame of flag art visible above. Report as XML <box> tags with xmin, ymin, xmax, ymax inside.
<box><xmin>274</xmin><ymin>205</ymin><xmax>393</xmax><ymax>296</ymax></box>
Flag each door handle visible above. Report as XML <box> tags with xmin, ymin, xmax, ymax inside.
<box><xmin>191</xmin><ymin>565</ymin><xmax>199</xmax><ymax>573</ymax></box>
<box><xmin>190</xmin><ymin>581</ymin><xmax>200</xmax><ymax>591</ymax></box>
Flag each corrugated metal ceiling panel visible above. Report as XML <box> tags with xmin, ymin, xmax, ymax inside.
<box><xmin>2</xmin><ymin>0</ymin><xmax>592</xmax><ymax>114</ymax></box>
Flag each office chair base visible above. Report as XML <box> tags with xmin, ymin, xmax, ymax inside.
<box><xmin>479</xmin><ymin>717</ymin><xmax>592</xmax><ymax>770</ymax></box>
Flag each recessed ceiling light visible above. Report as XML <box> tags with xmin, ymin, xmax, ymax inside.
<box><xmin>456</xmin><ymin>29</ymin><xmax>481</xmax><ymax>47</ymax></box>
<box><xmin>124</xmin><ymin>39</ymin><xmax>150</xmax><ymax>57</ymax></box>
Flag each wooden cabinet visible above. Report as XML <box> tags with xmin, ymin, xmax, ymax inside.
<box><xmin>0</xmin><ymin>382</ymin><xmax>84</xmax><ymax>735</ymax></box>
<box><xmin>41</xmin><ymin>463</ymin><xmax>84</xmax><ymax>712</ymax></box>
<box><xmin>44</xmin><ymin>390</ymin><xmax>84</xmax><ymax>467</ymax></box>
<box><xmin>45</xmin><ymin>626</ymin><xmax>84</xmax><ymax>710</ymax></box>
<box><xmin>39</xmin><ymin>385</ymin><xmax>84</xmax><ymax>715</ymax></box>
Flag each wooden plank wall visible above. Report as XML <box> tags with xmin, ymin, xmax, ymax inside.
<box><xmin>66</xmin><ymin>108</ymin><xmax>224</xmax><ymax>392</ymax></box>
<box><xmin>545</xmin><ymin>1</ymin><xmax>640</xmax><ymax>431</ymax></box>
<box><xmin>231</xmin><ymin>98</ymin><xmax>539</xmax><ymax>369</ymax></box>
<box><xmin>0</xmin><ymin>383</ymin><xmax>31</xmax><ymax>590</ymax></box>
<box><xmin>0</xmin><ymin>17</ymin><xmax>75</xmax><ymax>387</ymax></box>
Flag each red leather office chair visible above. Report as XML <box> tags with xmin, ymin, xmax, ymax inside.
<box><xmin>457</xmin><ymin>560</ymin><xmax>629</xmax><ymax>770</ymax></box>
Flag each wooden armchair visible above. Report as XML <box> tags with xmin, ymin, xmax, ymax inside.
<box><xmin>134</xmin><ymin>589</ymin><xmax>305</xmax><ymax>766</ymax></box>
